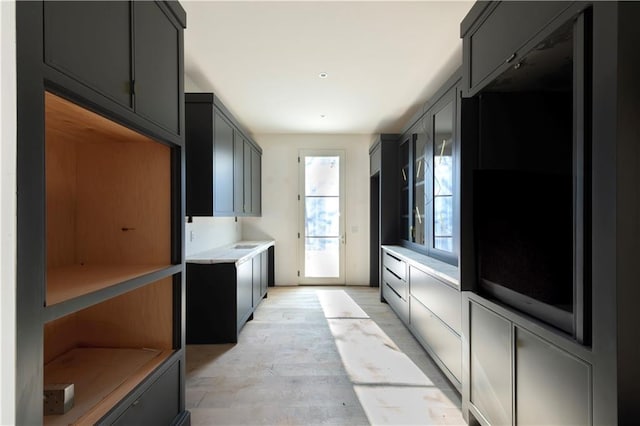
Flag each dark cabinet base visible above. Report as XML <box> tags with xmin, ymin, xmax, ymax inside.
<box><xmin>186</xmin><ymin>248</ymin><xmax>272</xmax><ymax>344</ymax></box>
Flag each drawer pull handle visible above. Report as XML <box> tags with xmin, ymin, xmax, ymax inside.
<box><xmin>506</xmin><ymin>52</ymin><xmax>517</xmax><ymax>63</ymax></box>
<box><xmin>385</xmin><ymin>267</ymin><xmax>403</xmax><ymax>281</ymax></box>
<box><xmin>132</xmin><ymin>400</ymin><xmax>140</xmax><ymax>407</ymax></box>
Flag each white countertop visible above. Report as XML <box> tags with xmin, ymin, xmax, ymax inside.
<box><xmin>381</xmin><ymin>245</ymin><xmax>460</xmax><ymax>288</ymax></box>
<box><xmin>186</xmin><ymin>240</ymin><xmax>275</xmax><ymax>265</ymax></box>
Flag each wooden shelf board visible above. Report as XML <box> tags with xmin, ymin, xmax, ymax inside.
<box><xmin>47</xmin><ymin>264</ymin><xmax>171</xmax><ymax>306</ymax></box>
<box><xmin>44</xmin><ymin>347</ymin><xmax>173</xmax><ymax>426</ymax></box>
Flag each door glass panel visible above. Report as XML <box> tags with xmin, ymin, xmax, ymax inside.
<box><xmin>433</xmin><ymin>101</ymin><xmax>454</xmax><ymax>252</ymax></box>
<box><xmin>413</xmin><ymin>131</ymin><xmax>426</xmax><ymax>245</ymax></box>
<box><xmin>305</xmin><ymin>238</ymin><xmax>340</xmax><ymax>278</ymax></box>
<box><xmin>399</xmin><ymin>140</ymin><xmax>410</xmax><ymax>241</ymax></box>
<box><xmin>303</xmin><ymin>155</ymin><xmax>341</xmax><ymax>279</ymax></box>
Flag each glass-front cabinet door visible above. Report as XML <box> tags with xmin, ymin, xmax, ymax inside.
<box><xmin>413</xmin><ymin>125</ymin><xmax>426</xmax><ymax>245</ymax></box>
<box><xmin>432</xmin><ymin>101</ymin><xmax>454</xmax><ymax>252</ymax></box>
<box><xmin>399</xmin><ymin>138</ymin><xmax>410</xmax><ymax>241</ymax></box>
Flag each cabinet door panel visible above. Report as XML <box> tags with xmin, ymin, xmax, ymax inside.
<box><xmin>470</xmin><ymin>302</ymin><xmax>512</xmax><ymax>426</ymax></box>
<box><xmin>252</xmin><ymin>255</ymin><xmax>261</xmax><ymax>307</ymax></box>
<box><xmin>233</xmin><ymin>133</ymin><xmax>244</xmax><ymax>214</ymax></box>
<box><xmin>237</xmin><ymin>260</ymin><xmax>253</xmax><ymax>327</ymax></box>
<box><xmin>410</xmin><ymin>266</ymin><xmax>460</xmax><ymax>334</ymax></box>
<box><xmin>214</xmin><ymin>112</ymin><xmax>234</xmax><ymax>215</ymax></box>
<box><xmin>410</xmin><ymin>296</ymin><xmax>461</xmax><ymax>383</ymax></box>
<box><xmin>112</xmin><ymin>361</ymin><xmax>180</xmax><ymax>426</ymax></box>
<box><xmin>243</xmin><ymin>142</ymin><xmax>252</xmax><ymax>215</ymax></box>
<box><xmin>260</xmin><ymin>250</ymin><xmax>268</xmax><ymax>296</ymax></box>
<box><xmin>44</xmin><ymin>1</ymin><xmax>132</xmax><ymax>108</ymax></box>
<box><xmin>251</xmin><ymin>148</ymin><xmax>261</xmax><ymax>216</ymax></box>
<box><xmin>516</xmin><ymin>328</ymin><xmax>591</xmax><ymax>425</ymax></box>
<box><xmin>134</xmin><ymin>1</ymin><xmax>180</xmax><ymax>133</ymax></box>
<box><xmin>469</xmin><ymin>1</ymin><xmax>569</xmax><ymax>90</ymax></box>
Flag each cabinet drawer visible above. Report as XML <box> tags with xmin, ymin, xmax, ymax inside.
<box><xmin>112</xmin><ymin>360</ymin><xmax>180</xmax><ymax>426</ymax></box>
<box><xmin>383</xmin><ymin>267</ymin><xmax>407</xmax><ymax>301</ymax></box>
<box><xmin>383</xmin><ymin>251</ymin><xmax>406</xmax><ymax>281</ymax></box>
<box><xmin>410</xmin><ymin>296</ymin><xmax>461</xmax><ymax>383</ymax></box>
<box><xmin>410</xmin><ymin>267</ymin><xmax>461</xmax><ymax>334</ymax></box>
<box><xmin>384</xmin><ymin>282</ymin><xmax>409</xmax><ymax>324</ymax></box>
<box><xmin>468</xmin><ymin>1</ymin><xmax>570</xmax><ymax>90</ymax></box>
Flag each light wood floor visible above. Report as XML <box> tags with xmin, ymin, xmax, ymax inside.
<box><xmin>186</xmin><ymin>286</ymin><xmax>464</xmax><ymax>425</ymax></box>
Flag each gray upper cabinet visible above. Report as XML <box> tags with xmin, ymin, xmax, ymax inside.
<box><xmin>133</xmin><ymin>1</ymin><xmax>181</xmax><ymax>134</ymax></box>
<box><xmin>461</xmin><ymin>1</ymin><xmax>572</xmax><ymax>96</ymax></box>
<box><xmin>216</xmin><ymin>111</ymin><xmax>235</xmax><ymax>215</ymax></box>
<box><xmin>185</xmin><ymin>93</ymin><xmax>262</xmax><ymax>217</ymax></box>
<box><xmin>44</xmin><ymin>1</ymin><xmax>132</xmax><ymax>108</ymax></box>
<box><xmin>251</xmin><ymin>147</ymin><xmax>262</xmax><ymax>216</ymax></box>
<box><xmin>43</xmin><ymin>1</ymin><xmax>185</xmax><ymax>136</ymax></box>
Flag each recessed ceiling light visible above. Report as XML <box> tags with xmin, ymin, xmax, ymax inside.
<box><xmin>319</xmin><ymin>72</ymin><xmax>328</xmax><ymax>79</ymax></box>
<box><xmin>320</xmin><ymin>114</ymin><xmax>326</xmax><ymax>118</ymax></box>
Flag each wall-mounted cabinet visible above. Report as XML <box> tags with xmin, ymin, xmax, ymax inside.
<box><xmin>16</xmin><ymin>2</ymin><xmax>187</xmax><ymax>424</ymax></box>
<box><xmin>395</xmin><ymin>71</ymin><xmax>461</xmax><ymax>266</ymax></box>
<box><xmin>185</xmin><ymin>93</ymin><xmax>262</xmax><ymax>217</ymax></box>
<box><xmin>43</xmin><ymin>1</ymin><xmax>185</xmax><ymax>138</ymax></box>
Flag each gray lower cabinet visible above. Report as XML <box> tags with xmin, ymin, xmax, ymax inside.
<box><xmin>410</xmin><ymin>295</ymin><xmax>462</xmax><ymax>383</ymax></box>
<box><xmin>515</xmin><ymin>328</ymin><xmax>590</xmax><ymax>426</ymax></box>
<box><xmin>111</xmin><ymin>361</ymin><xmax>180</xmax><ymax>426</ymax></box>
<box><xmin>186</xmin><ymin>247</ymin><xmax>270</xmax><ymax>344</ymax></box>
<box><xmin>469</xmin><ymin>302</ymin><xmax>513</xmax><ymax>426</ymax></box>
<box><xmin>467</xmin><ymin>297</ymin><xmax>592</xmax><ymax>426</ymax></box>
<box><xmin>381</xmin><ymin>247</ymin><xmax>462</xmax><ymax>390</ymax></box>
<box><xmin>381</xmin><ymin>250</ymin><xmax>409</xmax><ymax>324</ymax></box>
<box><xmin>237</xmin><ymin>258</ymin><xmax>253</xmax><ymax>328</ymax></box>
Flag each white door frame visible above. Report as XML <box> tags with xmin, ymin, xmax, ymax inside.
<box><xmin>298</xmin><ymin>149</ymin><xmax>346</xmax><ymax>285</ymax></box>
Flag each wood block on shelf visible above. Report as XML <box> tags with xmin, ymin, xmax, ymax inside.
<box><xmin>43</xmin><ymin>347</ymin><xmax>173</xmax><ymax>426</ymax></box>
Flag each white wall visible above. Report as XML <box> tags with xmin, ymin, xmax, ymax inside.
<box><xmin>0</xmin><ymin>1</ymin><xmax>17</xmax><ymax>423</ymax></box>
<box><xmin>185</xmin><ymin>217</ymin><xmax>242</xmax><ymax>257</ymax></box>
<box><xmin>184</xmin><ymin>74</ymin><xmax>243</xmax><ymax>256</ymax></box>
<box><xmin>242</xmin><ymin>134</ymin><xmax>371</xmax><ymax>286</ymax></box>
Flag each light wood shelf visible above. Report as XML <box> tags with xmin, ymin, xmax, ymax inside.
<box><xmin>46</xmin><ymin>263</ymin><xmax>171</xmax><ymax>306</ymax></box>
<box><xmin>43</xmin><ymin>347</ymin><xmax>173</xmax><ymax>426</ymax></box>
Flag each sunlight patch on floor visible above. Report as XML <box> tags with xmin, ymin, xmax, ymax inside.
<box><xmin>319</xmin><ymin>290</ymin><xmax>465</xmax><ymax>425</ymax></box>
<box><xmin>317</xmin><ymin>289</ymin><xmax>370</xmax><ymax>319</ymax></box>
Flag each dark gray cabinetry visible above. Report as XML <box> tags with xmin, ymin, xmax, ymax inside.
<box><xmin>369</xmin><ymin>134</ymin><xmax>400</xmax><ymax>290</ymax></box>
<box><xmin>43</xmin><ymin>1</ymin><xmax>185</xmax><ymax>136</ymax></box>
<box><xmin>460</xmin><ymin>2</ymin><xmax>640</xmax><ymax>424</ymax></box>
<box><xmin>515</xmin><ymin>328</ymin><xmax>590</xmax><ymax>426</ymax></box>
<box><xmin>409</xmin><ymin>264</ymin><xmax>462</xmax><ymax>389</ymax></box>
<box><xmin>381</xmin><ymin>249</ymin><xmax>409</xmax><ymax>324</ymax></box>
<box><xmin>251</xmin><ymin>147</ymin><xmax>262</xmax><ymax>216</ymax></box>
<box><xmin>216</xmin><ymin>111</ymin><xmax>235</xmax><ymax>215</ymax></box>
<box><xmin>185</xmin><ymin>93</ymin><xmax>262</xmax><ymax>217</ymax></box>
<box><xmin>43</xmin><ymin>1</ymin><xmax>132</xmax><ymax>108</ymax></box>
<box><xmin>133</xmin><ymin>1</ymin><xmax>181</xmax><ymax>134</ymax></box>
<box><xmin>234</xmin><ymin>134</ymin><xmax>246</xmax><ymax>214</ymax></box>
<box><xmin>111</xmin><ymin>360</ymin><xmax>181</xmax><ymax>426</ymax></box>
<box><xmin>16</xmin><ymin>2</ymin><xmax>187</xmax><ymax>424</ymax></box>
<box><xmin>461</xmin><ymin>1</ymin><xmax>572</xmax><ymax>95</ymax></box>
<box><xmin>465</xmin><ymin>296</ymin><xmax>591</xmax><ymax>426</ymax></box>
<box><xmin>468</xmin><ymin>302</ymin><xmax>512</xmax><ymax>426</ymax></box>
<box><xmin>237</xmin><ymin>259</ymin><xmax>253</xmax><ymax>328</ymax></box>
<box><xmin>186</xmin><ymin>246</ymin><xmax>272</xmax><ymax>344</ymax></box>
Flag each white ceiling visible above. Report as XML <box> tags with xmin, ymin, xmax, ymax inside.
<box><xmin>182</xmin><ymin>1</ymin><xmax>474</xmax><ymax>135</ymax></box>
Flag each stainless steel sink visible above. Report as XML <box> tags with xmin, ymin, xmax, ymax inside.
<box><xmin>233</xmin><ymin>244</ymin><xmax>258</xmax><ymax>250</ymax></box>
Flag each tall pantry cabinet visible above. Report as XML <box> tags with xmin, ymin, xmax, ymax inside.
<box><xmin>16</xmin><ymin>2</ymin><xmax>189</xmax><ymax>425</ymax></box>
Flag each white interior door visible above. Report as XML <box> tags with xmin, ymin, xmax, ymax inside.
<box><xmin>298</xmin><ymin>150</ymin><xmax>345</xmax><ymax>285</ymax></box>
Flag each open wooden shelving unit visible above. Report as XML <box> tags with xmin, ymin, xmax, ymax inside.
<box><xmin>43</xmin><ymin>92</ymin><xmax>178</xmax><ymax>424</ymax></box>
